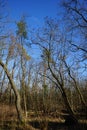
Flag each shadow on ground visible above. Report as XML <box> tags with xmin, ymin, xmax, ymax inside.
<box><xmin>30</xmin><ymin>121</ymin><xmax>87</xmax><ymax>130</ymax></box>
<box><xmin>0</xmin><ymin>121</ymin><xmax>87</xmax><ymax>130</ymax></box>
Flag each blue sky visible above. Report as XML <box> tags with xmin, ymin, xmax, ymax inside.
<box><xmin>5</xmin><ymin>0</ymin><xmax>87</xmax><ymax>77</ymax></box>
<box><xmin>8</xmin><ymin>0</ymin><xmax>59</xmax><ymax>27</ymax></box>
<box><xmin>7</xmin><ymin>0</ymin><xmax>60</xmax><ymax>60</ymax></box>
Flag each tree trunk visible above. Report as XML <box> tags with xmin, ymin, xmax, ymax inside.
<box><xmin>48</xmin><ymin>59</ymin><xmax>78</xmax><ymax>124</ymax></box>
<box><xmin>64</xmin><ymin>60</ymin><xmax>86</xmax><ymax>108</ymax></box>
<box><xmin>0</xmin><ymin>60</ymin><xmax>23</xmax><ymax>123</ymax></box>
<box><xmin>61</xmin><ymin>87</ymin><xmax>78</xmax><ymax>124</ymax></box>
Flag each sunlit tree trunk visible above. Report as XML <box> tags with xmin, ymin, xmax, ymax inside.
<box><xmin>16</xmin><ymin>18</ymin><xmax>28</xmax><ymax>117</ymax></box>
<box><xmin>0</xmin><ymin>60</ymin><xmax>23</xmax><ymax>123</ymax></box>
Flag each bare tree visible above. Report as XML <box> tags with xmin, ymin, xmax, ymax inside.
<box><xmin>60</xmin><ymin>0</ymin><xmax>87</xmax><ymax>115</ymax></box>
<box><xmin>63</xmin><ymin>60</ymin><xmax>86</xmax><ymax>107</ymax></box>
<box><xmin>32</xmin><ymin>17</ymin><xmax>78</xmax><ymax>124</ymax></box>
<box><xmin>16</xmin><ymin>17</ymin><xmax>30</xmax><ymax>117</ymax></box>
<box><xmin>61</xmin><ymin>0</ymin><xmax>87</xmax><ymax>61</ymax></box>
<box><xmin>0</xmin><ymin>1</ymin><xmax>24</xmax><ymax>122</ymax></box>
<box><xmin>0</xmin><ymin>60</ymin><xmax>23</xmax><ymax>123</ymax></box>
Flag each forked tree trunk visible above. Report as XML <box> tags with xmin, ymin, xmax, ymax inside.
<box><xmin>0</xmin><ymin>60</ymin><xmax>23</xmax><ymax>123</ymax></box>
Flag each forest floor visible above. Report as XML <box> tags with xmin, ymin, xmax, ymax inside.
<box><xmin>0</xmin><ymin>104</ymin><xmax>87</xmax><ymax>130</ymax></box>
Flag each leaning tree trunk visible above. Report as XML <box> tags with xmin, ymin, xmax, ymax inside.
<box><xmin>48</xmin><ymin>60</ymin><xmax>78</xmax><ymax>124</ymax></box>
<box><xmin>0</xmin><ymin>60</ymin><xmax>23</xmax><ymax>123</ymax></box>
<box><xmin>61</xmin><ymin>86</ymin><xmax>78</xmax><ymax>124</ymax></box>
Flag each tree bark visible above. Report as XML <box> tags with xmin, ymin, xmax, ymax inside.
<box><xmin>64</xmin><ymin>60</ymin><xmax>86</xmax><ymax>108</ymax></box>
<box><xmin>48</xmin><ymin>59</ymin><xmax>78</xmax><ymax>124</ymax></box>
<box><xmin>0</xmin><ymin>60</ymin><xmax>23</xmax><ymax>123</ymax></box>
<box><xmin>61</xmin><ymin>87</ymin><xmax>78</xmax><ymax>124</ymax></box>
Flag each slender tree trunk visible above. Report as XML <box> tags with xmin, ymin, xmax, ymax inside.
<box><xmin>64</xmin><ymin>60</ymin><xmax>86</xmax><ymax>107</ymax></box>
<box><xmin>0</xmin><ymin>60</ymin><xmax>23</xmax><ymax>123</ymax></box>
<box><xmin>20</xmin><ymin>36</ymin><xmax>27</xmax><ymax>117</ymax></box>
<box><xmin>22</xmin><ymin>80</ymin><xmax>27</xmax><ymax>117</ymax></box>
